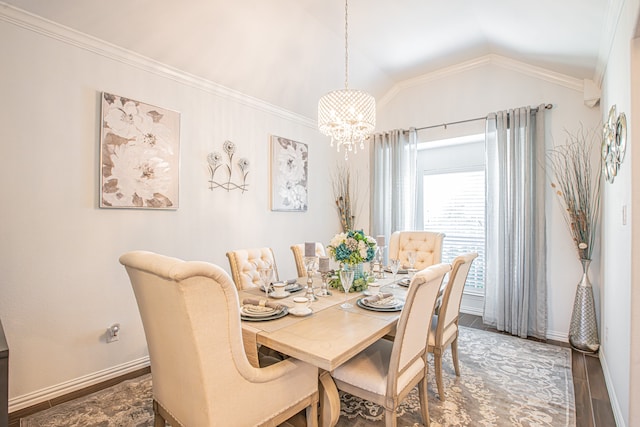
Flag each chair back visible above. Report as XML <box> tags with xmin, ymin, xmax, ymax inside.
<box><xmin>388</xmin><ymin>263</ymin><xmax>450</xmax><ymax>395</ymax></box>
<box><xmin>120</xmin><ymin>251</ymin><xmax>264</xmax><ymax>425</ymax></box>
<box><xmin>290</xmin><ymin>242</ymin><xmax>327</xmax><ymax>277</ymax></box>
<box><xmin>436</xmin><ymin>252</ymin><xmax>478</xmax><ymax>344</ymax></box>
<box><xmin>388</xmin><ymin>231</ymin><xmax>445</xmax><ymax>270</ymax></box>
<box><xmin>226</xmin><ymin>247</ymin><xmax>279</xmax><ymax>290</ymax></box>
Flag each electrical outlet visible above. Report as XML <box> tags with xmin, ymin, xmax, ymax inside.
<box><xmin>107</xmin><ymin>323</ymin><xmax>120</xmax><ymax>343</ymax></box>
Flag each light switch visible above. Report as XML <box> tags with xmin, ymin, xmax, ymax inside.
<box><xmin>622</xmin><ymin>204</ymin><xmax>627</xmax><ymax>225</ymax></box>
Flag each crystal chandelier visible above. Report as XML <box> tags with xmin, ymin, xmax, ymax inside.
<box><xmin>318</xmin><ymin>0</ymin><xmax>375</xmax><ymax>160</ymax></box>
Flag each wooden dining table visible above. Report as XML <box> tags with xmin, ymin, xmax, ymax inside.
<box><xmin>239</xmin><ymin>274</ymin><xmax>409</xmax><ymax>427</ymax></box>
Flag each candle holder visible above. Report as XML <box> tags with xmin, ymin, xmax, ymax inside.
<box><xmin>304</xmin><ymin>256</ymin><xmax>319</xmax><ymax>301</ymax></box>
<box><xmin>317</xmin><ymin>271</ymin><xmax>333</xmax><ymax>296</ymax></box>
<box><xmin>375</xmin><ymin>246</ymin><xmax>386</xmax><ymax>279</ymax></box>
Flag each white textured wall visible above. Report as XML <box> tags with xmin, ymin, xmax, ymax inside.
<box><xmin>599</xmin><ymin>1</ymin><xmax>640</xmax><ymax>425</ymax></box>
<box><xmin>0</xmin><ymin>13</ymin><xmax>341</xmax><ymax>407</ymax></box>
<box><xmin>361</xmin><ymin>58</ymin><xmax>600</xmax><ymax>342</ymax></box>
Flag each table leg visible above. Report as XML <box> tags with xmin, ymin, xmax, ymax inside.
<box><xmin>241</xmin><ymin>328</ymin><xmax>260</xmax><ymax>368</ymax></box>
<box><xmin>318</xmin><ymin>371</ymin><xmax>340</xmax><ymax>427</ymax></box>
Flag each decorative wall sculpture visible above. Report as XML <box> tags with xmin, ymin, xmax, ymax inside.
<box><xmin>602</xmin><ymin>104</ymin><xmax>627</xmax><ymax>183</ymax></box>
<box><xmin>100</xmin><ymin>92</ymin><xmax>180</xmax><ymax>209</ymax></box>
<box><xmin>207</xmin><ymin>140</ymin><xmax>249</xmax><ymax>192</ymax></box>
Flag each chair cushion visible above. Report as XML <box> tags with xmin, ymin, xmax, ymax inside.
<box><xmin>332</xmin><ymin>339</ymin><xmax>425</xmax><ymax>396</ymax></box>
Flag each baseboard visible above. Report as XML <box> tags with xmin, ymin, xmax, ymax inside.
<box><xmin>599</xmin><ymin>350</ymin><xmax>627</xmax><ymax>427</ymax></box>
<box><xmin>8</xmin><ymin>357</ymin><xmax>150</xmax><ymax>413</ymax></box>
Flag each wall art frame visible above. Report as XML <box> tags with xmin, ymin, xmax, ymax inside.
<box><xmin>99</xmin><ymin>92</ymin><xmax>180</xmax><ymax>209</ymax></box>
<box><xmin>270</xmin><ymin>135</ymin><xmax>308</xmax><ymax>212</ymax></box>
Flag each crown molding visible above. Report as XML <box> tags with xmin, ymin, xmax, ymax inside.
<box><xmin>594</xmin><ymin>0</ymin><xmax>625</xmax><ymax>87</ymax></box>
<box><xmin>378</xmin><ymin>54</ymin><xmax>584</xmax><ymax>109</ymax></box>
<box><xmin>0</xmin><ymin>2</ymin><xmax>316</xmax><ymax>128</ymax></box>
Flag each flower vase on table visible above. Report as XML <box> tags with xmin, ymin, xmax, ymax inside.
<box><xmin>327</xmin><ymin>230</ymin><xmax>377</xmax><ymax>293</ymax></box>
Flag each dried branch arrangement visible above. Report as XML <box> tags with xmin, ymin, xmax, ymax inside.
<box><xmin>547</xmin><ymin>126</ymin><xmax>602</xmax><ymax>260</ymax></box>
<box><xmin>332</xmin><ymin>166</ymin><xmax>358</xmax><ymax>232</ymax></box>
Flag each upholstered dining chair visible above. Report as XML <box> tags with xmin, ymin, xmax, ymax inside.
<box><xmin>226</xmin><ymin>247</ymin><xmax>279</xmax><ymax>290</ymax></box>
<box><xmin>388</xmin><ymin>231</ymin><xmax>445</xmax><ymax>270</ymax></box>
<box><xmin>120</xmin><ymin>250</ymin><xmax>319</xmax><ymax>427</ymax></box>
<box><xmin>429</xmin><ymin>252</ymin><xmax>478</xmax><ymax>401</ymax></box>
<box><xmin>330</xmin><ymin>263</ymin><xmax>451</xmax><ymax>427</ymax></box>
<box><xmin>290</xmin><ymin>242</ymin><xmax>327</xmax><ymax>277</ymax></box>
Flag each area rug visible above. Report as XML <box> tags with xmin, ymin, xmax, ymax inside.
<box><xmin>21</xmin><ymin>327</ymin><xmax>575</xmax><ymax>427</ymax></box>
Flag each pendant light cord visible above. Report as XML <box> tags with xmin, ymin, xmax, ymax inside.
<box><xmin>344</xmin><ymin>0</ymin><xmax>349</xmax><ymax>90</ymax></box>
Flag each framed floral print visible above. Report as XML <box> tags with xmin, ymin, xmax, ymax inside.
<box><xmin>270</xmin><ymin>135</ymin><xmax>308</xmax><ymax>212</ymax></box>
<box><xmin>99</xmin><ymin>92</ymin><xmax>180</xmax><ymax>209</ymax></box>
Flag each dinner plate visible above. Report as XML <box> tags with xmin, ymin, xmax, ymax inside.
<box><xmin>241</xmin><ymin>307</ymin><xmax>288</xmax><ymax>322</ymax></box>
<box><xmin>285</xmin><ymin>284</ymin><xmax>304</xmax><ymax>293</ymax></box>
<box><xmin>384</xmin><ymin>267</ymin><xmax>408</xmax><ymax>275</ymax></box>
<box><xmin>241</xmin><ymin>304</ymin><xmax>286</xmax><ymax>317</ymax></box>
<box><xmin>269</xmin><ymin>291</ymin><xmax>290</xmax><ymax>299</ymax></box>
<box><xmin>356</xmin><ymin>298</ymin><xmax>404</xmax><ymax>312</ymax></box>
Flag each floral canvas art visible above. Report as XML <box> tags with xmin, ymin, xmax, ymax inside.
<box><xmin>100</xmin><ymin>92</ymin><xmax>180</xmax><ymax>209</ymax></box>
<box><xmin>270</xmin><ymin>135</ymin><xmax>308</xmax><ymax>211</ymax></box>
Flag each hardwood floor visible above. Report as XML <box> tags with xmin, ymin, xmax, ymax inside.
<box><xmin>9</xmin><ymin>314</ymin><xmax>616</xmax><ymax>426</ymax></box>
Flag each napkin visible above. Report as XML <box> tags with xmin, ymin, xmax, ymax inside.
<box><xmin>362</xmin><ymin>292</ymin><xmax>396</xmax><ymax>306</ymax></box>
<box><xmin>242</xmin><ymin>298</ymin><xmax>285</xmax><ymax>311</ymax></box>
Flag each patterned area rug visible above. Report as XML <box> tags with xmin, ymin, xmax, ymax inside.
<box><xmin>21</xmin><ymin>327</ymin><xmax>575</xmax><ymax>427</ymax></box>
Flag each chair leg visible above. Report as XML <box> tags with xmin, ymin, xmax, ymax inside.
<box><xmin>306</xmin><ymin>401</ymin><xmax>318</xmax><ymax>427</ymax></box>
<box><xmin>435</xmin><ymin>353</ymin><xmax>445</xmax><ymax>400</ymax></box>
<box><xmin>384</xmin><ymin>407</ymin><xmax>398</xmax><ymax>427</ymax></box>
<box><xmin>418</xmin><ymin>377</ymin><xmax>430</xmax><ymax>427</ymax></box>
<box><xmin>451</xmin><ymin>338</ymin><xmax>460</xmax><ymax>377</ymax></box>
<box><xmin>154</xmin><ymin>413</ymin><xmax>165</xmax><ymax>427</ymax></box>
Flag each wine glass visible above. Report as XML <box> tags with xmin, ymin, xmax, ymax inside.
<box><xmin>406</xmin><ymin>251</ymin><xmax>416</xmax><ymax>277</ymax></box>
<box><xmin>339</xmin><ymin>267</ymin><xmax>355</xmax><ymax>309</ymax></box>
<box><xmin>388</xmin><ymin>258</ymin><xmax>401</xmax><ymax>288</ymax></box>
<box><xmin>258</xmin><ymin>262</ymin><xmax>273</xmax><ymax>300</ymax></box>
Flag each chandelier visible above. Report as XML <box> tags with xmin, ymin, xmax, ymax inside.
<box><xmin>318</xmin><ymin>0</ymin><xmax>375</xmax><ymax>160</ymax></box>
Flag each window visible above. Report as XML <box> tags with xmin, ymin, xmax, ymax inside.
<box><xmin>416</xmin><ymin>133</ymin><xmax>485</xmax><ymax>294</ymax></box>
<box><xmin>422</xmin><ymin>169</ymin><xmax>485</xmax><ymax>292</ymax></box>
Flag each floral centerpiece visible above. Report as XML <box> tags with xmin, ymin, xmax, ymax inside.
<box><xmin>327</xmin><ymin>229</ymin><xmax>377</xmax><ymax>292</ymax></box>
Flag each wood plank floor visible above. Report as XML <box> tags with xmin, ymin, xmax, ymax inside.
<box><xmin>9</xmin><ymin>314</ymin><xmax>616</xmax><ymax>426</ymax></box>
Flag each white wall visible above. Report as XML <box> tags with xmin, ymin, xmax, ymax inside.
<box><xmin>599</xmin><ymin>1</ymin><xmax>640</xmax><ymax>425</ymax></box>
<box><xmin>362</xmin><ymin>56</ymin><xmax>600</xmax><ymax>342</ymax></box>
<box><xmin>0</xmin><ymin>10</ymin><xmax>342</xmax><ymax>409</ymax></box>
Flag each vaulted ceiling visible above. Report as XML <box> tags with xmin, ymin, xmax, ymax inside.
<box><xmin>2</xmin><ymin>0</ymin><xmax>610</xmax><ymax>118</ymax></box>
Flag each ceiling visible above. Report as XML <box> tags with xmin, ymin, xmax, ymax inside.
<box><xmin>3</xmin><ymin>0</ymin><xmax>610</xmax><ymax>119</ymax></box>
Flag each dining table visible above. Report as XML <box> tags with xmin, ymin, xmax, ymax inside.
<box><xmin>239</xmin><ymin>273</ymin><xmax>410</xmax><ymax>427</ymax></box>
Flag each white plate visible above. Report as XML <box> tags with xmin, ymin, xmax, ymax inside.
<box><xmin>269</xmin><ymin>291</ymin><xmax>290</xmax><ymax>299</ymax></box>
<box><xmin>241</xmin><ymin>305</ymin><xmax>280</xmax><ymax>318</ymax></box>
<box><xmin>363</xmin><ymin>290</ymin><xmax>381</xmax><ymax>296</ymax></box>
<box><xmin>289</xmin><ymin>308</ymin><xmax>313</xmax><ymax>317</ymax></box>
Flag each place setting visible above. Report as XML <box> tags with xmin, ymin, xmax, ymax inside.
<box><xmin>240</xmin><ymin>298</ymin><xmax>289</xmax><ymax>321</ymax></box>
<box><xmin>356</xmin><ymin>287</ymin><xmax>405</xmax><ymax>312</ymax></box>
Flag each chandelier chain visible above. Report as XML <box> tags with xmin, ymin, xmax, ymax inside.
<box><xmin>344</xmin><ymin>0</ymin><xmax>349</xmax><ymax>90</ymax></box>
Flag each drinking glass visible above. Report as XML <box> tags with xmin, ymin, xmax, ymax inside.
<box><xmin>339</xmin><ymin>267</ymin><xmax>355</xmax><ymax>309</ymax></box>
<box><xmin>388</xmin><ymin>258</ymin><xmax>401</xmax><ymax>288</ymax></box>
<box><xmin>406</xmin><ymin>251</ymin><xmax>416</xmax><ymax>277</ymax></box>
<box><xmin>258</xmin><ymin>263</ymin><xmax>273</xmax><ymax>300</ymax></box>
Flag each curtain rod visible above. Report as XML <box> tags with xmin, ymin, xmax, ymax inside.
<box><xmin>412</xmin><ymin>103</ymin><xmax>553</xmax><ymax>132</ymax></box>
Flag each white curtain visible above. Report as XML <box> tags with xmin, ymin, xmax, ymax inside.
<box><xmin>370</xmin><ymin>129</ymin><xmax>418</xmax><ymax>246</ymax></box>
<box><xmin>484</xmin><ymin>106</ymin><xmax>547</xmax><ymax>339</ymax></box>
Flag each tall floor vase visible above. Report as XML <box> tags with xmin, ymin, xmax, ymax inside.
<box><xmin>568</xmin><ymin>259</ymin><xmax>600</xmax><ymax>353</ymax></box>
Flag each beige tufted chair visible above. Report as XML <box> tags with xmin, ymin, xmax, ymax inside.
<box><xmin>290</xmin><ymin>242</ymin><xmax>327</xmax><ymax>277</ymax></box>
<box><xmin>120</xmin><ymin>251</ymin><xmax>319</xmax><ymax>427</ymax></box>
<box><xmin>388</xmin><ymin>231</ymin><xmax>445</xmax><ymax>270</ymax></box>
<box><xmin>226</xmin><ymin>247</ymin><xmax>279</xmax><ymax>290</ymax></box>
<box><xmin>429</xmin><ymin>252</ymin><xmax>478</xmax><ymax>400</ymax></box>
<box><xmin>331</xmin><ymin>263</ymin><xmax>451</xmax><ymax>427</ymax></box>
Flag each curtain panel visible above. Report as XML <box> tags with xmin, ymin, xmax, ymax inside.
<box><xmin>484</xmin><ymin>106</ymin><xmax>547</xmax><ymax>339</ymax></box>
<box><xmin>369</xmin><ymin>129</ymin><xmax>418</xmax><ymax>246</ymax></box>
